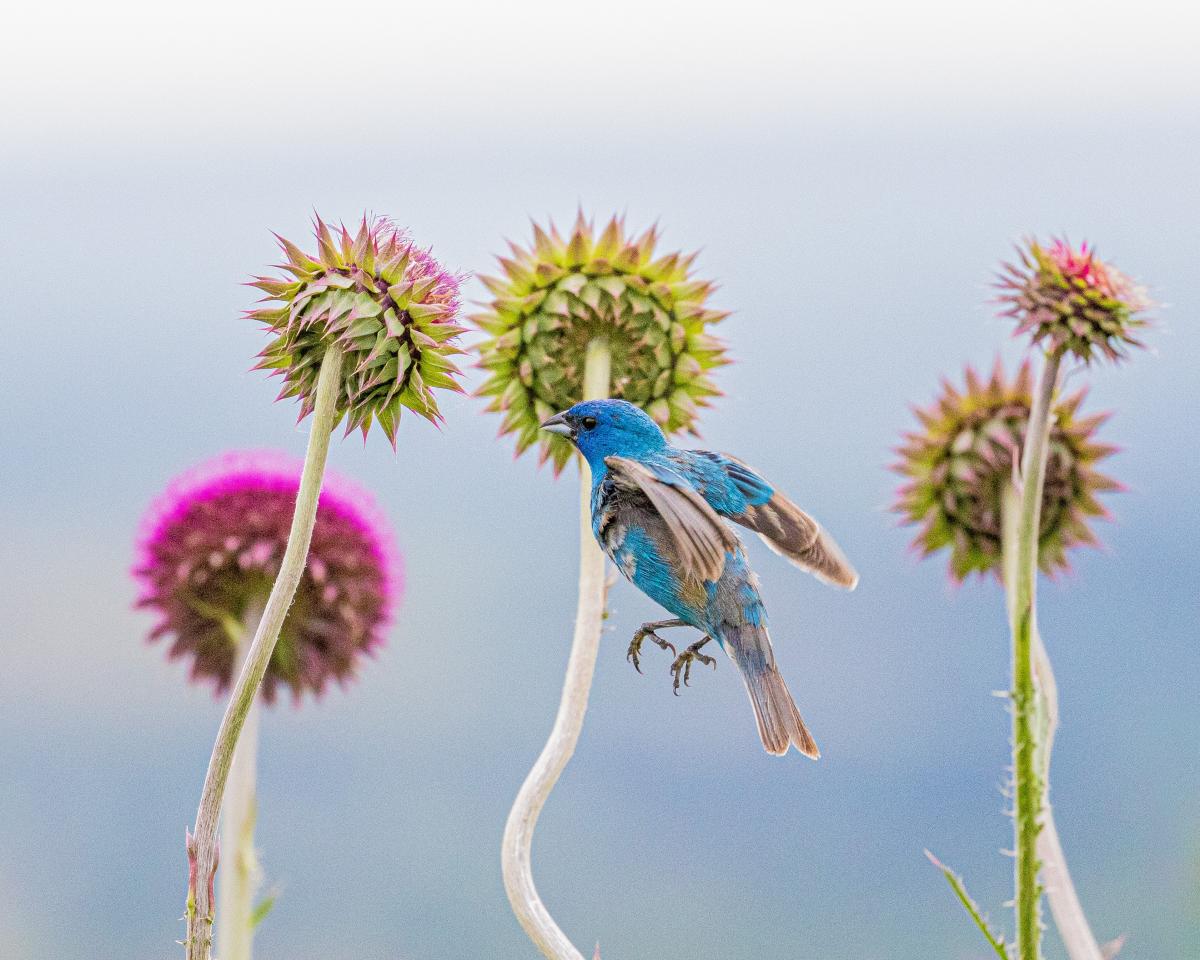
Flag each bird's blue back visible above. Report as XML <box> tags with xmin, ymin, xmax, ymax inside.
<box><xmin>570</xmin><ymin>400</ymin><xmax>775</xmax><ymax>509</ymax></box>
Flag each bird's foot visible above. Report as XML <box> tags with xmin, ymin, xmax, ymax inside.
<box><xmin>626</xmin><ymin>621</ymin><xmax>683</xmax><ymax>674</ymax></box>
<box><xmin>670</xmin><ymin>637</ymin><xmax>717</xmax><ymax>695</ymax></box>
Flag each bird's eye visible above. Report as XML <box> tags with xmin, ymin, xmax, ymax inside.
<box><xmin>581</xmin><ymin>416</ymin><xmax>598</xmax><ymax>430</ymax></box>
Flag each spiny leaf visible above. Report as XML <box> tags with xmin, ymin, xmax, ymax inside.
<box><xmin>925</xmin><ymin>850</ymin><xmax>1012</xmax><ymax>960</ymax></box>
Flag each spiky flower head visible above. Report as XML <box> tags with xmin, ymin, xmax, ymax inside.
<box><xmin>997</xmin><ymin>238</ymin><xmax>1151</xmax><ymax>363</ymax></box>
<box><xmin>134</xmin><ymin>452</ymin><xmax>400</xmax><ymax>702</ymax></box>
<box><xmin>474</xmin><ymin>213</ymin><xmax>730</xmax><ymax>472</ymax></box>
<box><xmin>893</xmin><ymin>360</ymin><xmax>1120</xmax><ymax>581</ymax></box>
<box><xmin>249</xmin><ymin>215</ymin><xmax>465</xmax><ymax>445</ymax></box>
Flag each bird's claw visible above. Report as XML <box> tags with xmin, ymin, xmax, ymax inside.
<box><xmin>626</xmin><ymin>628</ymin><xmax>676</xmax><ymax>675</ymax></box>
<box><xmin>670</xmin><ymin>638</ymin><xmax>717</xmax><ymax>695</ymax></box>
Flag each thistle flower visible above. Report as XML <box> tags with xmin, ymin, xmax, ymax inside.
<box><xmin>135</xmin><ymin>451</ymin><xmax>399</xmax><ymax>702</ymax></box>
<box><xmin>249</xmin><ymin>216</ymin><xmax>466</xmax><ymax>444</ymax></box>
<box><xmin>997</xmin><ymin>238</ymin><xmax>1151</xmax><ymax>362</ymax></box>
<box><xmin>474</xmin><ymin>213</ymin><xmax>730</xmax><ymax>472</ymax></box>
<box><xmin>893</xmin><ymin>360</ymin><xmax>1120</xmax><ymax>580</ymax></box>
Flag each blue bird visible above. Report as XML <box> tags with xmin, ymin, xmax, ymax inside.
<box><xmin>541</xmin><ymin>399</ymin><xmax>858</xmax><ymax>758</ymax></box>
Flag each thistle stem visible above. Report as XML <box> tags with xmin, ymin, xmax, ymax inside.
<box><xmin>216</xmin><ymin>598</ymin><xmax>267</xmax><ymax>960</ymax></box>
<box><xmin>501</xmin><ymin>338</ymin><xmax>612</xmax><ymax>960</ymax></box>
<box><xmin>184</xmin><ymin>345</ymin><xmax>344</xmax><ymax>960</ymax></box>
<box><xmin>1003</xmin><ymin>490</ymin><xmax>1105</xmax><ymax>960</ymax></box>
<box><xmin>1007</xmin><ymin>345</ymin><xmax>1064</xmax><ymax>960</ymax></box>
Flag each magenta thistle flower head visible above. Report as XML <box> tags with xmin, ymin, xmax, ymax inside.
<box><xmin>893</xmin><ymin>360</ymin><xmax>1120</xmax><ymax>581</ymax></box>
<box><xmin>473</xmin><ymin>212</ymin><xmax>730</xmax><ymax>473</ymax></box>
<box><xmin>248</xmin><ymin>215</ymin><xmax>466</xmax><ymax>445</ymax></box>
<box><xmin>134</xmin><ymin>452</ymin><xmax>400</xmax><ymax>702</ymax></box>
<box><xmin>997</xmin><ymin>238</ymin><xmax>1151</xmax><ymax>363</ymax></box>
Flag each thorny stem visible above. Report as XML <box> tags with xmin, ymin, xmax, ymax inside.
<box><xmin>216</xmin><ymin>598</ymin><xmax>267</xmax><ymax>960</ymax></box>
<box><xmin>184</xmin><ymin>345</ymin><xmax>344</xmax><ymax>960</ymax></box>
<box><xmin>501</xmin><ymin>338</ymin><xmax>612</xmax><ymax>960</ymax></box>
<box><xmin>1003</xmin><ymin>479</ymin><xmax>1107</xmax><ymax>960</ymax></box>
<box><xmin>1007</xmin><ymin>345</ymin><xmax>1064</xmax><ymax>960</ymax></box>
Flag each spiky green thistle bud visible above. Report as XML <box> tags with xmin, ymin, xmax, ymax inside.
<box><xmin>473</xmin><ymin>213</ymin><xmax>730</xmax><ymax>472</ymax></box>
<box><xmin>997</xmin><ymin>238</ymin><xmax>1150</xmax><ymax>363</ymax></box>
<box><xmin>248</xmin><ymin>216</ymin><xmax>465</xmax><ymax>445</ymax></box>
<box><xmin>893</xmin><ymin>359</ymin><xmax>1120</xmax><ymax>580</ymax></box>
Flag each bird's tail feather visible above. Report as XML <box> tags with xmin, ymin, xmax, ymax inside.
<box><xmin>722</xmin><ymin>623</ymin><xmax>819</xmax><ymax>759</ymax></box>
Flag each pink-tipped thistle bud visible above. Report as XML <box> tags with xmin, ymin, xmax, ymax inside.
<box><xmin>893</xmin><ymin>360</ymin><xmax>1120</xmax><ymax>581</ymax></box>
<box><xmin>134</xmin><ymin>452</ymin><xmax>400</xmax><ymax>702</ymax></box>
<box><xmin>473</xmin><ymin>213</ymin><xmax>730</xmax><ymax>473</ymax></box>
<box><xmin>997</xmin><ymin>238</ymin><xmax>1151</xmax><ymax>363</ymax></box>
<box><xmin>249</xmin><ymin>216</ymin><xmax>466</xmax><ymax>444</ymax></box>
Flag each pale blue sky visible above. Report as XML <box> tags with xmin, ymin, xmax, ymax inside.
<box><xmin>1</xmin><ymin>2</ymin><xmax>1197</xmax><ymax>958</ymax></box>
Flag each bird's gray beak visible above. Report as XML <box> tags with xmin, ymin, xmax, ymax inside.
<box><xmin>540</xmin><ymin>412</ymin><xmax>574</xmax><ymax>437</ymax></box>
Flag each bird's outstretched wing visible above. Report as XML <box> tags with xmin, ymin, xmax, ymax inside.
<box><xmin>689</xmin><ymin>452</ymin><xmax>859</xmax><ymax>590</ymax></box>
<box><xmin>604</xmin><ymin>456</ymin><xmax>739</xmax><ymax>583</ymax></box>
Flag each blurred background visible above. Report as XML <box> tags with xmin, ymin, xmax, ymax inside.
<box><xmin>1</xmin><ymin>1</ymin><xmax>1197</xmax><ymax>958</ymax></box>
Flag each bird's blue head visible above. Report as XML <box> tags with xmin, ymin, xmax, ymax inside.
<box><xmin>540</xmin><ymin>399</ymin><xmax>667</xmax><ymax>470</ymax></box>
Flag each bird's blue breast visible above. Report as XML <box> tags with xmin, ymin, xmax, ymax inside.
<box><xmin>587</xmin><ymin>443</ymin><xmax>772</xmax><ymax>642</ymax></box>
<box><xmin>612</xmin><ymin>526</ymin><xmax>698</xmax><ymax>620</ymax></box>
<box><xmin>593</xmin><ymin>485</ymin><xmax>707</xmax><ymax>627</ymax></box>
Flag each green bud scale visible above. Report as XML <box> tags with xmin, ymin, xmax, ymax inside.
<box><xmin>473</xmin><ymin>213</ymin><xmax>730</xmax><ymax>472</ymax></box>
<box><xmin>893</xmin><ymin>360</ymin><xmax>1120</xmax><ymax>580</ymax></box>
<box><xmin>248</xmin><ymin>216</ymin><xmax>465</xmax><ymax>445</ymax></box>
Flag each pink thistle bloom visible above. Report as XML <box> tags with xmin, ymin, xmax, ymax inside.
<box><xmin>997</xmin><ymin>237</ymin><xmax>1151</xmax><ymax>363</ymax></box>
<box><xmin>134</xmin><ymin>451</ymin><xmax>400</xmax><ymax>703</ymax></box>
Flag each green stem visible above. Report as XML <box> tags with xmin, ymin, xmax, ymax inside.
<box><xmin>216</xmin><ymin>598</ymin><xmax>267</xmax><ymax>960</ymax></box>
<box><xmin>1008</xmin><ymin>345</ymin><xmax>1064</xmax><ymax>960</ymax></box>
<box><xmin>501</xmin><ymin>338</ymin><xmax>611</xmax><ymax>960</ymax></box>
<box><xmin>1005</xmin><ymin>496</ymin><xmax>1105</xmax><ymax>960</ymax></box>
<box><xmin>184</xmin><ymin>345</ymin><xmax>344</xmax><ymax>960</ymax></box>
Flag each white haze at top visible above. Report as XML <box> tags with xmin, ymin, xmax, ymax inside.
<box><xmin>3</xmin><ymin>0</ymin><xmax>1198</xmax><ymax>145</ymax></box>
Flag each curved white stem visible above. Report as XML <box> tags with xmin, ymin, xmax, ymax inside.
<box><xmin>217</xmin><ymin>598</ymin><xmax>266</xmax><ymax>960</ymax></box>
<box><xmin>1033</xmin><ymin>634</ymin><xmax>1106</xmax><ymax>960</ymax></box>
<box><xmin>184</xmin><ymin>345</ymin><xmax>344</xmax><ymax>960</ymax></box>
<box><xmin>501</xmin><ymin>339</ymin><xmax>611</xmax><ymax>960</ymax></box>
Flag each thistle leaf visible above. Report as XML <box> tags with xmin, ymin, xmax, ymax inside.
<box><xmin>250</xmin><ymin>890</ymin><xmax>279</xmax><ymax>929</ymax></box>
<box><xmin>925</xmin><ymin>851</ymin><xmax>1012</xmax><ymax>960</ymax></box>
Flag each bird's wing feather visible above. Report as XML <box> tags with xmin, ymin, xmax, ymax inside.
<box><xmin>604</xmin><ymin>456</ymin><xmax>738</xmax><ymax>583</ymax></box>
<box><xmin>716</xmin><ymin>453</ymin><xmax>859</xmax><ymax>590</ymax></box>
